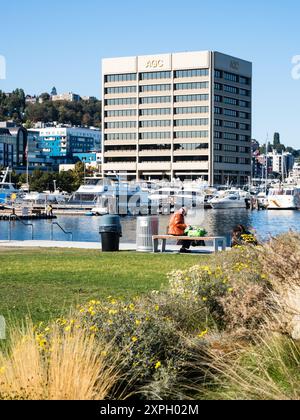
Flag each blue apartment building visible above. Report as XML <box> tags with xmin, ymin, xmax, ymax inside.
<box><xmin>28</xmin><ymin>126</ymin><xmax>101</xmax><ymax>169</ymax></box>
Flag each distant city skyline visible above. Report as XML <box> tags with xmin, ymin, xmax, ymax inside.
<box><xmin>0</xmin><ymin>0</ymin><xmax>299</xmax><ymax>148</ymax></box>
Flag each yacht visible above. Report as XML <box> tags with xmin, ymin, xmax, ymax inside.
<box><xmin>286</xmin><ymin>163</ymin><xmax>300</xmax><ymax>185</ymax></box>
<box><xmin>23</xmin><ymin>190</ymin><xmax>69</xmax><ymax>205</ymax></box>
<box><xmin>267</xmin><ymin>186</ymin><xmax>300</xmax><ymax>210</ymax></box>
<box><xmin>74</xmin><ymin>176</ymin><xmax>149</xmax><ymax>215</ymax></box>
<box><xmin>209</xmin><ymin>189</ymin><xmax>250</xmax><ymax>209</ymax></box>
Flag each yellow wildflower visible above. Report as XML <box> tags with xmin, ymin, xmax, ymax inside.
<box><xmin>129</xmin><ymin>304</ymin><xmax>135</xmax><ymax>311</ymax></box>
<box><xmin>90</xmin><ymin>326</ymin><xmax>98</xmax><ymax>333</ymax></box>
<box><xmin>132</xmin><ymin>336</ymin><xmax>138</xmax><ymax>343</ymax></box>
<box><xmin>198</xmin><ymin>329</ymin><xmax>208</xmax><ymax>339</ymax></box>
<box><xmin>108</xmin><ymin>309</ymin><xmax>118</xmax><ymax>316</ymax></box>
<box><xmin>135</xmin><ymin>320</ymin><xmax>141</xmax><ymax>326</ymax></box>
<box><xmin>155</xmin><ymin>361</ymin><xmax>162</xmax><ymax>370</ymax></box>
<box><xmin>155</xmin><ymin>305</ymin><xmax>160</xmax><ymax>311</ymax></box>
<box><xmin>202</xmin><ymin>297</ymin><xmax>208</xmax><ymax>302</ymax></box>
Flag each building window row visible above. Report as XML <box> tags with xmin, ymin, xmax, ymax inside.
<box><xmin>140</xmin><ymin>132</ymin><xmax>171</xmax><ymax>140</ymax></box>
<box><xmin>105</xmin><ymin>98</ymin><xmax>137</xmax><ymax>106</ymax></box>
<box><xmin>215</xmin><ymin>156</ymin><xmax>251</xmax><ymax>165</ymax></box>
<box><xmin>214</xmin><ymin>120</ymin><xmax>250</xmax><ymax>130</ymax></box>
<box><xmin>105</xmin><ymin>131</ymin><xmax>211</xmax><ymax>141</ymax></box>
<box><xmin>105</xmin><ymin>121</ymin><xmax>137</xmax><ymax>129</ymax></box>
<box><xmin>214</xmin><ymin>143</ymin><xmax>251</xmax><ymax>153</ymax></box>
<box><xmin>175</xmin><ymin>69</ymin><xmax>209</xmax><ymax>78</ymax></box>
<box><xmin>139</xmin><ymin>144</ymin><xmax>171</xmax><ymax>151</ymax></box>
<box><xmin>140</xmin><ymin>71</ymin><xmax>171</xmax><ymax>80</ymax></box>
<box><xmin>140</xmin><ymin>84</ymin><xmax>171</xmax><ymax>92</ymax></box>
<box><xmin>215</xmin><ymin>70</ymin><xmax>250</xmax><ymax>85</ymax></box>
<box><xmin>105</xmin><ymin>109</ymin><xmax>137</xmax><ymax>117</ymax></box>
<box><xmin>105</xmin><ymin>73</ymin><xmax>137</xmax><ymax>83</ymax></box>
<box><xmin>174</xmin><ymin>143</ymin><xmax>209</xmax><ymax>151</ymax></box>
<box><xmin>175</xmin><ymin>118</ymin><xmax>209</xmax><ymax>127</ymax></box>
<box><xmin>215</xmin><ymin>132</ymin><xmax>251</xmax><ymax>141</ymax></box>
<box><xmin>105</xmin><ymin>86</ymin><xmax>136</xmax><ymax>94</ymax></box>
<box><xmin>105</xmin><ymin>133</ymin><xmax>137</xmax><ymax>141</ymax></box>
<box><xmin>214</xmin><ymin>107</ymin><xmax>250</xmax><ymax>119</ymax></box>
<box><xmin>175</xmin><ymin>82</ymin><xmax>209</xmax><ymax>90</ymax></box>
<box><xmin>174</xmin><ymin>156</ymin><xmax>208</xmax><ymax>162</ymax></box>
<box><xmin>140</xmin><ymin>120</ymin><xmax>171</xmax><ymax>128</ymax></box>
<box><xmin>175</xmin><ymin>106</ymin><xmax>209</xmax><ymax>115</ymax></box>
<box><xmin>174</xmin><ymin>130</ymin><xmax>209</xmax><ymax>139</ymax></box>
<box><xmin>105</xmin><ymin>145</ymin><xmax>136</xmax><ymax>152</ymax></box>
<box><xmin>215</xmin><ymin>96</ymin><xmax>250</xmax><ymax>108</ymax></box>
<box><xmin>175</xmin><ymin>94</ymin><xmax>209</xmax><ymax>103</ymax></box>
<box><xmin>140</xmin><ymin>108</ymin><xmax>171</xmax><ymax>116</ymax></box>
<box><xmin>140</xmin><ymin>96</ymin><xmax>171</xmax><ymax>104</ymax></box>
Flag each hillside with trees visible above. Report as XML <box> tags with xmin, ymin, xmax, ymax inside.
<box><xmin>260</xmin><ymin>132</ymin><xmax>300</xmax><ymax>158</ymax></box>
<box><xmin>0</xmin><ymin>89</ymin><xmax>102</xmax><ymax>128</ymax></box>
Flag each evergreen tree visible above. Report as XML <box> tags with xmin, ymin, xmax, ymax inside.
<box><xmin>273</xmin><ymin>132</ymin><xmax>281</xmax><ymax>150</ymax></box>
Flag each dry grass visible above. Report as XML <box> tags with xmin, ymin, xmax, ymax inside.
<box><xmin>0</xmin><ymin>321</ymin><xmax>120</xmax><ymax>400</ymax></box>
<box><xmin>196</xmin><ymin>332</ymin><xmax>300</xmax><ymax>401</ymax></box>
<box><xmin>188</xmin><ymin>233</ymin><xmax>300</xmax><ymax>401</ymax></box>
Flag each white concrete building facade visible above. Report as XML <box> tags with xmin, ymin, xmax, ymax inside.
<box><xmin>102</xmin><ymin>51</ymin><xmax>252</xmax><ymax>185</ymax></box>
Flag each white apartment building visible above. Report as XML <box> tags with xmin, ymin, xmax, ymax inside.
<box><xmin>52</xmin><ymin>92</ymin><xmax>81</xmax><ymax>102</ymax></box>
<box><xmin>102</xmin><ymin>51</ymin><xmax>252</xmax><ymax>185</ymax></box>
<box><xmin>268</xmin><ymin>150</ymin><xmax>295</xmax><ymax>178</ymax></box>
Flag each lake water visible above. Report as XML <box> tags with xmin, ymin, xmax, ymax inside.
<box><xmin>1</xmin><ymin>209</ymin><xmax>300</xmax><ymax>244</ymax></box>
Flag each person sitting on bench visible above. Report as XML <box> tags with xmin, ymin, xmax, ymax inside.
<box><xmin>168</xmin><ymin>207</ymin><xmax>191</xmax><ymax>254</ymax></box>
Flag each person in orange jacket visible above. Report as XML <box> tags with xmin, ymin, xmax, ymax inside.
<box><xmin>168</xmin><ymin>208</ymin><xmax>192</xmax><ymax>253</ymax></box>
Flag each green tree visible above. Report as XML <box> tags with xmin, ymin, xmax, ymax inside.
<box><xmin>39</xmin><ymin>92</ymin><xmax>51</xmax><ymax>103</ymax></box>
<box><xmin>57</xmin><ymin>171</ymin><xmax>76</xmax><ymax>193</ymax></box>
<box><xmin>273</xmin><ymin>132</ymin><xmax>281</xmax><ymax>148</ymax></box>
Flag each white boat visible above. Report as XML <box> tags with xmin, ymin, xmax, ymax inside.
<box><xmin>23</xmin><ymin>190</ymin><xmax>69</xmax><ymax>205</ymax></box>
<box><xmin>209</xmin><ymin>189</ymin><xmax>249</xmax><ymax>209</ymax></box>
<box><xmin>286</xmin><ymin>163</ymin><xmax>300</xmax><ymax>185</ymax></box>
<box><xmin>256</xmin><ymin>192</ymin><xmax>268</xmax><ymax>208</ymax></box>
<box><xmin>173</xmin><ymin>188</ymin><xmax>205</xmax><ymax>208</ymax></box>
<box><xmin>148</xmin><ymin>187</ymin><xmax>181</xmax><ymax>206</ymax></box>
<box><xmin>267</xmin><ymin>186</ymin><xmax>300</xmax><ymax>210</ymax></box>
<box><xmin>82</xmin><ymin>176</ymin><xmax>150</xmax><ymax>215</ymax></box>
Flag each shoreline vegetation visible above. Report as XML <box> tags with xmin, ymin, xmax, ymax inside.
<box><xmin>1</xmin><ymin>234</ymin><xmax>300</xmax><ymax>400</ymax></box>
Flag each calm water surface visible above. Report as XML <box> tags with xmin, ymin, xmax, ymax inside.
<box><xmin>1</xmin><ymin>209</ymin><xmax>300</xmax><ymax>244</ymax></box>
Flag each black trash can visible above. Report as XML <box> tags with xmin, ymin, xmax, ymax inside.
<box><xmin>99</xmin><ymin>215</ymin><xmax>122</xmax><ymax>252</ymax></box>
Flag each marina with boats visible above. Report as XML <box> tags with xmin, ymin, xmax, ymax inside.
<box><xmin>2</xmin><ymin>163</ymin><xmax>300</xmax><ymax>222</ymax></box>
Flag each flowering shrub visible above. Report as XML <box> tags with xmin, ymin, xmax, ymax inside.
<box><xmin>33</xmin><ymin>294</ymin><xmax>207</xmax><ymax>399</ymax></box>
<box><xmin>168</xmin><ymin>245</ymin><xmax>272</xmax><ymax>337</ymax></box>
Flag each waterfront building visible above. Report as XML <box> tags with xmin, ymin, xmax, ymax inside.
<box><xmin>102</xmin><ymin>51</ymin><xmax>252</xmax><ymax>185</ymax></box>
<box><xmin>32</xmin><ymin>127</ymin><xmax>100</xmax><ymax>158</ymax></box>
<box><xmin>270</xmin><ymin>151</ymin><xmax>295</xmax><ymax>178</ymax></box>
<box><xmin>0</xmin><ymin>122</ymin><xmax>27</xmax><ymax>168</ymax></box>
<box><xmin>27</xmin><ymin>126</ymin><xmax>101</xmax><ymax>170</ymax></box>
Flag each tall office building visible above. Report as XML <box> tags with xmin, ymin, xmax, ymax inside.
<box><xmin>102</xmin><ymin>51</ymin><xmax>252</xmax><ymax>185</ymax></box>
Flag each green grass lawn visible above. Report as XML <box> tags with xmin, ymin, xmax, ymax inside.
<box><xmin>0</xmin><ymin>248</ymin><xmax>204</xmax><ymax>323</ymax></box>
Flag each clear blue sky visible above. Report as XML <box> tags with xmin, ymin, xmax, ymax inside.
<box><xmin>0</xmin><ymin>0</ymin><xmax>299</xmax><ymax>148</ymax></box>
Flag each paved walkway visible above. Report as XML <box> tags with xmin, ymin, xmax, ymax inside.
<box><xmin>0</xmin><ymin>240</ymin><xmax>228</xmax><ymax>254</ymax></box>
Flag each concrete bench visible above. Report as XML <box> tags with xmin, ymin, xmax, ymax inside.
<box><xmin>152</xmin><ymin>235</ymin><xmax>227</xmax><ymax>254</ymax></box>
